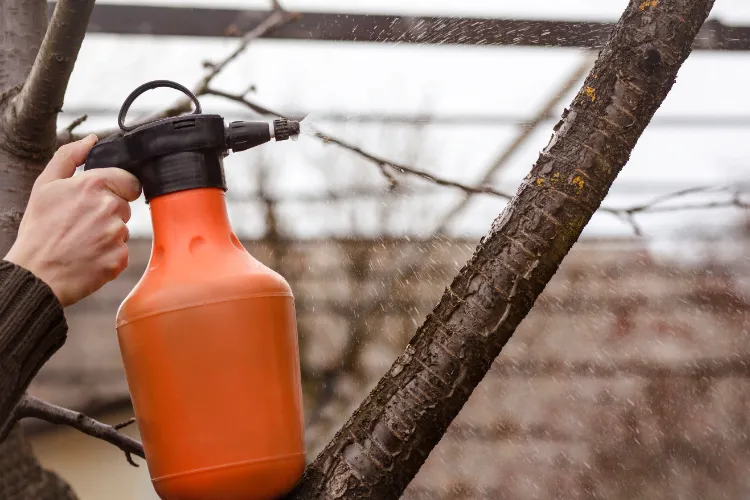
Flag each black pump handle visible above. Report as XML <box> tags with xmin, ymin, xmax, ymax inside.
<box><xmin>118</xmin><ymin>80</ymin><xmax>202</xmax><ymax>132</ymax></box>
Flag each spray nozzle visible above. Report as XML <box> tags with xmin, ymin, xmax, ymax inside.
<box><xmin>225</xmin><ymin>118</ymin><xmax>300</xmax><ymax>153</ymax></box>
<box><xmin>83</xmin><ymin>80</ymin><xmax>297</xmax><ymax>202</ymax></box>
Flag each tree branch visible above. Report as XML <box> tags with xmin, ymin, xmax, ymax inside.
<box><xmin>617</xmin><ymin>184</ymin><xmax>749</xmax><ymax>214</ymax></box>
<box><xmin>313</xmin><ymin>129</ymin><xmax>512</xmax><ymax>197</ymax></box>
<box><xmin>8</xmin><ymin>0</ymin><xmax>95</xmax><ymax>154</ymax></box>
<box><xmin>16</xmin><ymin>395</ymin><xmax>145</xmax><ymax>467</ymax></box>
<box><xmin>284</xmin><ymin>0</ymin><xmax>716</xmax><ymax>497</ymax></box>
<box><xmin>604</xmin><ymin>185</ymin><xmax>749</xmax><ymax>236</ymax></box>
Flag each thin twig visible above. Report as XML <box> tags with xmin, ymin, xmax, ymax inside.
<box><xmin>203</xmin><ymin>87</ymin><xmax>285</xmax><ymax>117</ymax></box>
<box><xmin>154</xmin><ymin>8</ymin><xmax>296</xmax><ymax>121</ymax></box>
<box><xmin>65</xmin><ymin>114</ymin><xmax>88</xmax><ymax>133</ymax></box>
<box><xmin>602</xmin><ymin>185</ymin><xmax>749</xmax><ymax>214</ymax></box>
<box><xmin>16</xmin><ymin>395</ymin><xmax>145</xmax><ymax>467</ymax></box>
<box><xmin>619</xmin><ymin>185</ymin><xmax>730</xmax><ymax>214</ymax></box>
<box><xmin>621</xmin><ymin>212</ymin><xmax>644</xmax><ymax>237</ymax></box>
<box><xmin>314</xmin><ymin>130</ymin><xmax>512</xmax><ymax>197</ymax></box>
<box><xmin>114</xmin><ymin>417</ymin><xmax>136</xmax><ymax>431</ymax></box>
<box><xmin>55</xmin><ymin>114</ymin><xmax>89</xmax><ymax>147</ymax></box>
<box><xmin>627</xmin><ymin>198</ymin><xmax>750</xmax><ymax>214</ymax></box>
<box><xmin>203</xmin><ymin>9</ymin><xmax>289</xmax><ymax>85</ymax></box>
<box><xmin>224</xmin><ymin>185</ymin><xmax>430</xmax><ymax>203</ymax></box>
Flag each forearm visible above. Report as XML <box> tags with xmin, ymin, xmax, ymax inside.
<box><xmin>0</xmin><ymin>260</ymin><xmax>67</xmax><ymax>425</ymax></box>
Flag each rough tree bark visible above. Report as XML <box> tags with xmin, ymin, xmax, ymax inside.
<box><xmin>0</xmin><ymin>0</ymin><xmax>95</xmax><ymax>498</ymax></box>
<box><xmin>285</xmin><ymin>0</ymin><xmax>715</xmax><ymax>497</ymax></box>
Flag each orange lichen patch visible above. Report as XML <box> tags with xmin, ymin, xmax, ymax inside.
<box><xmin>536</xmin><ymin>178</ymin><xmax>545</xmax><ymax>186</ymax></box>
<box><xmin>572</xmin><ymin>175</ymin><xmax>585</xmax><ymax>192</ymax></box>
<box><xmin>639</xmin><ymin>0</ymin><xmax>658</xmax><ymax>10</ymax></box>
<box><xmin>584</xmin><ymin>86</ymin><xmax>596</xmax><ymax>102</ymax></box>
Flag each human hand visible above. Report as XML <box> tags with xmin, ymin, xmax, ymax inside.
<box><xmin>4</xmin><ymin>134</ymin><xmax>142</xmax><ymax>306</ymax></box>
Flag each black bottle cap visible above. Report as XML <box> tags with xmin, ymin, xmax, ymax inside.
<box><xmin>82</xmin><ymin>80</ymin><xmax>277</xmax><ymax>203</ymax></box>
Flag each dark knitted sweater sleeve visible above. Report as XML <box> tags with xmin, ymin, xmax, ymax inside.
<box><xmin>0</xmin><ymin>260</ymin><xmax>67</xmax><ymax>422</ymax></box>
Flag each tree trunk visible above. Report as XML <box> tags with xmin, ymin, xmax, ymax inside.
<box><xmin>0</xmin><ymin>124</ymin><xmax>67</xmax><ymax>498</ymax></box>
<box><xmin>0</xmin><ymin>1</ymin><xmax>47</xmax><ymax>252</ymax></box>
<box><xmin>0</xmin><ymin>1</ymin><xmax>94</xmax><ymax>498</ymax></box>
<box><xmin>286</xmin><ymin>0</ymin><xmax>715</xmax><ymax>498</ymax></box>
<box><xmin>0</xmin><ymin>426</ymin><xmax>77</xmax><ymax>500</ymax></box>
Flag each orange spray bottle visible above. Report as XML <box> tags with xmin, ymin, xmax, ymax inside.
<box><xmin>83</xmin><ymin>80</ymin><xmax>305</xmax><ymax>500</ymax></box>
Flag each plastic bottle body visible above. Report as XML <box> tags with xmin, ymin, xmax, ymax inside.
<box><xmin>117</xmin><ymin>188</ymin><xmax>305</xmax><ymax>500</ymax></box>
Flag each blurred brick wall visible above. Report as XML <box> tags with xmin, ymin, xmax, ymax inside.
<box><xmin>30</xmin><ymin>237</ymin><xmax>750</xmax><ymax>499</ymax></box>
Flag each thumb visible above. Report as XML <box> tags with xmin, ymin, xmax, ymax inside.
<box><xmin>37</xmin><ymin>134</ymin><xmax>98</xmax><ymax>184</ymax></box>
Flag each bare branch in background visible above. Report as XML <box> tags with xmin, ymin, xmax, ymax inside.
<box><xmin>314</xmin><ymin>130</ymin><xmax>511</xmax><ymax>196</ymax></box>
<box><xmin>8</xmin><ymin>0</ymin><xmax>96</xmax><ymax>152</ymax></box>
<box><xmin>621</xmin><ymin>212</ymin><xmax>644</xmax><ymax>237</ymax></box>
<box><xmin>150</xmin><ymin>7</ymin><xmax>297</xmax><ymax>122</ymax></box>
<box><xmin>603</xmin><ymin>185</ymin><xmax>750</xmax><ymax>235</ymax></box>
<box><xmin>66</xmin><ymin>114</ymin><xmax>88</xmax><ymax>132</ymax></box>
<box><xmin>114</xmin><ymin>417</ymin><xmax>137</xmax><ymax>431</ymax></box>
<box><xmin>16</xmin><ymin>395</ymin><xmax>145</xmax><ymax>467</ymax></box>
<box><xmin>616</xmin><ymin>185</ymin><xmax>750</xmax><ymax>214</ymax></box>
<box><xmin>434</xmin><ymin>51</ymin><xmax>598</xmax><ymax>233</ymax></box>
<box><xmin>203</xmin><ymin>87</ymin><xmax>286</xmax><ymax>117</ymax></box>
